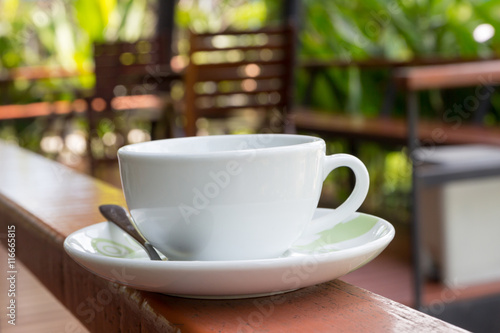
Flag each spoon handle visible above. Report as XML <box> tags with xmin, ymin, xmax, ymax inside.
<box><xmin>99</xmin><ymin>205</ymin><xmax>162</xmax><ymax>261</ymax></box>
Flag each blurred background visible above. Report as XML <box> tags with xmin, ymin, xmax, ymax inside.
<box><xmin>2</xmin><ymin>0</ymin><xmax>500</xmax><ymax>332</ymax></box>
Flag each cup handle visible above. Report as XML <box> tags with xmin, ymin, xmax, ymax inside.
<box><xmin>306</xmin><ymin>154</ymin><xmax>369</xmax><ymax>235</ymax></box>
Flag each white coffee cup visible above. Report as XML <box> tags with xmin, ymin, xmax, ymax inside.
<box><xmin>118</xmin><ymin>134</ymin><xmax>369</xmax><ymax>261</ymax></box>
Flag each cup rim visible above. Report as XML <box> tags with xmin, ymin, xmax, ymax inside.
<box><xmin>118</xmin><ymin>134</ymin><xmax>324</xmax><ymax>158</ymax></box>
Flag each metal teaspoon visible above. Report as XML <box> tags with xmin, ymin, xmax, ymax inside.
<box><xmin>99</xmin><ymin>204</ymin><xmax>163</xmax><ymax>261</ymax></box>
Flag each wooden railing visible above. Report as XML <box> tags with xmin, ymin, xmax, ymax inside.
<box><xmin>0</xmin><ymin>142</ymin><xmax>468</xmax><ymax>332</ymax></box>
<box><xmin>294</xmin><ymin>58</ymin><xmax>500</xmax><ymax>148</ymax></box>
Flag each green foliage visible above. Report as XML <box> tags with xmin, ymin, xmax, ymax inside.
<box><xmin>301</xmin><ymin>0</ymin><xmax>499</xmax><ymax>61</ymax></box>
<box><xmin>0</xmin><ymin>0</ymin><xmax>32</xmax><ymax>69</ymax></box>
<box><xmin>175</xmin><ymin>0</ymin><xmax>279</xmax><ymax>32</ymax></box>
<box><xmin>0</xmin><ymin>0</ymin><xmax>154</xmax><ymax>72</ymax></box>
<box><xmin>0</xmin><ymin>0</ymin><xmax>157</xmax><ymax>108</ymax></box>
<box><xmin>299</xmin><ymin>0</ymin><xmax>500</xmax><ymax>115</ymax></box>
<box><xmin>2</xmin><ymin>0</ymin><xmax>499</xmax><ymax>107</ymax></box>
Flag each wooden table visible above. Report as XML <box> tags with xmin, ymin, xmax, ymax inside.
<box><xmin>0</xmin><ymin>142</ymin><xmax>468</xmax><ymax>332</ymax></box>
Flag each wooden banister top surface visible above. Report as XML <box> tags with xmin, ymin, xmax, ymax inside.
<box><xmin>0</xmin><ymin>95</ymin><xmax>161</xmax><ymax>121</ymax></box>
<box><xmin>0</xmin><ymin>66</ymin><xmax>90</xmax><ymax>83</ymax></box>
<box><xmin>293</xmin><ymin>108</ymin><xmax>500</xmax><ymax>147</ymax></box>
<box><xmin>299</xmin><ymin>57</ymin><xmax>498</xmax><ymax>70</ymax></box>
<box><xmin>0</xmin><ymin>142</ymin><xmax>468</xmax><ymax>332</ymax></box>
<box><xmin>393</xmin><ymin>59</ymin><xmax>500</xmax><ymax>91</ymax></box>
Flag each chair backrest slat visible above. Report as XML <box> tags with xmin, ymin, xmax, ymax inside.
<box><xmin>184</xmin><ymin>26</ymin><xmax>295</xmax><ymax>136</ymax></box>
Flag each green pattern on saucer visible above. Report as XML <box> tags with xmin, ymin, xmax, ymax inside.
<box><xmin>298</xmin><ymin>214</ymin><xmax>379</xmax><ymax>251</ymax></box>
<box><xmin>91</xmin><ymin>238</ymin><xmax>134</xmax><ymax>258</ymax></box>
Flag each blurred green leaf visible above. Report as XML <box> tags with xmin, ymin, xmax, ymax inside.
<box><xmin>120</xmin><ymin>0</ymin><xmax>147</xmax><ymax>41</ymax></box>
<box><xmin>74</xmin><ymin>0</ymin><xmax>106</xmax><ymax>41</ymax></box>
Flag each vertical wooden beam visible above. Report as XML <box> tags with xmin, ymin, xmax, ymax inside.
<box><xmin>282</xmin><ymin>0</ymin><xmax>301</xmax><ymax>132</ymax></box>
<box><xmin>156</xmin><ymin>0</ymin><xmax>177</xmax><ymax>64</ymax></box>
<box><xmin>184</xmin><ymin>31</ymin><xmax>198</xmax><ymax>137</ymax></box>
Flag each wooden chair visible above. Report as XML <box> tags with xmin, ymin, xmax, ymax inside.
<box><xmin>87</xmin><ymin>38</ymin><xmax>179</xmax><ymax>173</ymax></box>
<box><xmin>181</xmin><ymin>26</ymin><xmax>296</xmax><ymax>136</ymax></box>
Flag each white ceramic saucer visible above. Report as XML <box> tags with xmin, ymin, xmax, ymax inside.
<box><xmin>64</xmin><ymin>208</ymin><xmax>394</xmax><ymax>299</ymax></box>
